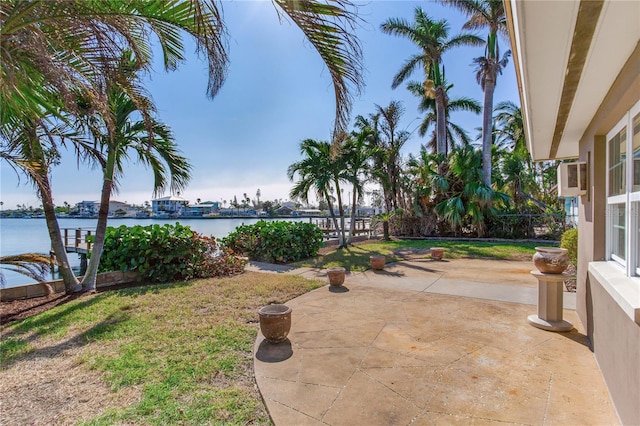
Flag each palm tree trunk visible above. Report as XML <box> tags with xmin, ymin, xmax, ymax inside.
<box><xmin>37</xmin><ymin>175</ymin><xmax>81</xmax><ymax>293</ymax></box>
<box><xmin>81</xmin><ymin>177</ymin><xmax>113</xmax><ymax>291</ymax></box>
<box><xmin>482</xmin><ymin>74</ymin><xmax>497</xmax><ymax>187</ymax></box>
<box><xmin>348</xmin><ymin>190</ymin><xmax>358</xmax><ymax>244</ymax></box>
<box><xmin>334</xmin><ymin>182</ymin><xmax>347</xmax><ymax>248</ymax></box>
<box><xmin>435</xmin><ymin>88</ymin><xmax>447</xmax><ymax>156</ymax></box>
<box><xmin>325</xmin><ymin>194</ymin><xmax>342</xmax><ymax>246</ymax></box>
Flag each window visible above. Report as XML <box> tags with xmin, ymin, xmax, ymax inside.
<box><xmin>607</xmin><ymin>101</ymin><xmax>640</xmax><ymax>277</ymax></box>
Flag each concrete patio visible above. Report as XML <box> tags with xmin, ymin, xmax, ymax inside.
<box><xmin>249</xmin><ymin>259</ymin><xmax>618</xmax><ymax>425</ymax></box>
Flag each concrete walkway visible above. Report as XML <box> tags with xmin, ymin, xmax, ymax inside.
<box><xmin>250</xmin><ymin>259</ymin><xmax>618</xmax><ymax>425</ymax></box>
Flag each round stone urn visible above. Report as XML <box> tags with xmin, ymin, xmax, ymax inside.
<box><xmin>533</xmin><ymin>247</ymin><xmax>570</xmax><ymax>274</ymax></box>
<box><xmin>258</xmin><ymin>304</ymin><xmax>292</xmax><ymax>344</ymax></box>
<box><xmin>430</xmin><ymin>247</ymin><xmax>445</xmax><ymax>260</ymax></box>
<box><xmin>370</xmin><ymin>255</ymin><xmax>386</xmax><ymax>270</ymax></box>
<box><xmin>326</xmin><ymin>267</ymin><xmax>346</xmax><ymax>286</ymax></box>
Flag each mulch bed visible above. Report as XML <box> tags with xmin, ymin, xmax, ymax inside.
<box><xmin>1</xmin><ymin>292</ymin><xmax>84</xmax><ymax>325</ymax></box>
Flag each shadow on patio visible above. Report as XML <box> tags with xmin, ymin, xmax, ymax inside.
<box><xmin>252</xmin><ymin>259</ymin><xmax>618</xmax><ymax>425</ymax></box>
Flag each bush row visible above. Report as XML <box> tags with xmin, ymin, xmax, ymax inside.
<box><xmin>221</xmin><ymin>220</ymin><xmax>323</xmax><ymax>263</ymax></box>
<box><xmin>97</xmin><ymin>223</ymin><xmax>246</xmax><ymax>282</ymax></box>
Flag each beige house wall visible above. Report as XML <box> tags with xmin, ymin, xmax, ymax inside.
<box><xmin>576</xmin><ymin>43</ymin><xmax>640</xmax><ymax>425</ymax></box>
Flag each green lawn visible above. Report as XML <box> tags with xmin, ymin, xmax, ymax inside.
<box><xmin>292</xmin><ymin>239</ymin><xmax>557</xmax><ymax>272</ymax></box>
<box><xmin>0</xmin><ymin>273</ymin><xmax>323</xmax><ymax>425</ymax></box>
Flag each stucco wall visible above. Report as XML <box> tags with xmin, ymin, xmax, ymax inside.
<box><xmin>576</xmin><ymin>42</ymin><xmax>640</xmax><ymax>425</ymax></box>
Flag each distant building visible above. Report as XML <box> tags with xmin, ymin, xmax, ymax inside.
<box><xmin>151</xmin><ymin>195</ymin><xmax>189</xmax><ymax>217</ymax></box>
<box><xmin>276</xmin><ymin>206</ymin><xmax>293</xmax><ymax>216</ymax></box>
<box><xmin>356</xmin><ymin>206</ymin><xmax>382</xmax><ymax>217</ymax></box>
<box><xmin>107</xmin><ymin>200</ymin><xmax>135</xmax><ymax>217</ymax></box>
<box><xmin>76</xmin><ymin>200</ymin><xmax>98</xmax><ymax>217</ymax></box>
<box><xmin>183</xmin><ymin>201</ymin><xmax>220</xmax><ymax>217</ymax></box>
<box><xmin>295</xmin><ymin>209</ymin><xmax>323</xmax><ymax>217</ymax></box>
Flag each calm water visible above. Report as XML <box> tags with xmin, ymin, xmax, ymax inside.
<box><xmin>0</xmin><ymin>217</ymin><xmax>310</xmax><ymax>288</ymax></box>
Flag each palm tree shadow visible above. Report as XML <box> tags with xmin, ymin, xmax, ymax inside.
<box><xmin>3</xmin><ymin>310</ymin><xmax>131</xmax><ymax>369</ymax></box>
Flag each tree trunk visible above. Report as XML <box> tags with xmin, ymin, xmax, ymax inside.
<box><xmin>81</xmin><ymin>177</ymin><xmax>113</xmax><ymax>292</ymax></box>
<box><xmin>482</xmin><ymin>73</ymin><xmax>497</xmax><ymax>187</ymax></box>
<box><xmin>348</xmin><ymin>190</ymin><xmax>358</xmax><ymax>244</ymax></box>
<box><xmin>37</xmin><ymin>175</ymin><xmax>81</xmax><ymax>293</ymax></box>
<box><xmin>435</xmin><ymin>87</ymin><xmax>447</xmax><ymax>156</ymax></box>
<box><xmin>334</xmin><ymin>182</ymin><xmax>347</xmax><ymax>248</ymax></box>
<box><xmin>325</xmin><ymin>193</ymin><xmax>342</xmax><ymax>247</ymax></box>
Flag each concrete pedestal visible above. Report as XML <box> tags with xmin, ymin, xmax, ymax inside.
<box><xmin>528</xmin><ymin>271</ymin><xmax>573</xmax><ymax>332</ymax></box>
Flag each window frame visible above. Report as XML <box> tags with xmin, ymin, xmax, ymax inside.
<box><xmin>606</xmin><ymin>100</ymin><xmax>640</xmax><ymax>277</ymax></box>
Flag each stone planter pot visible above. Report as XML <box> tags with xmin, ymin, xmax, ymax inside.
<box><xmin>533</xmin><ymin>247</ymin><xmax>570</xmax><ymax>274</ymax></box>
<box><xmin>327</xmin><ymin>267</ymin><xmax>346</xmax><ymax>286</ymax></box>
<box><xmin>430</xmin><ymin>247</ymin><xmax>445</xmax><ymax>260</ymax></box>
<box><xmin>258</xmin><ymin>304</ymin><xmax>292</xmax><ymax>344</ymax></box>
<box><xmin>370</xmin><ymin>255</ymin><xmax>386</xmax><ymax>270</ymax></box>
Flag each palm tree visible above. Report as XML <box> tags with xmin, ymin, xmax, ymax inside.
<box><xmin>1</xmin><ymin>253</ymin><xmax>54</xmax><ymax>295</ymax></box>
<box><xmin>356</xmin><ymin>101</ymin><xmax>410</xmax><ymax>213</ymax></box>
<box><xmin>1</xmin><ymin>0</ymin><xmax>362</xmax><ymax>139</ymax></box>
<box><xmin>80</xmin><ymin>53</ymin><xmax>191</xmax><ymax>292</ymax></box>
<box><xmin>440</xmin><ymin>0</ymin><xmax>510</xmax><ymax>186</ymax></box>
<box><xmin>1</xmin><ymin>115</ymin><xmax>97</xmax><ymax>292</ymax></box>
<box><xmin>494</xmin><ymin>101</ymin><xmax>526</xmax><ymax>152</ymax></box>
<box><xmin>381</xmin><ymin>8</ymin><xmax>482</xmax><ymax>156</ymax></box>
<box><xmin>341</xmin><ymin>130</ymin><xmax>371</xmax><ymax>243</ymax></box>
<box><xmin>406</xmin><ymin>80</ymin><xmax>481</xmax><ymax>152</ymax></box>
<box><xmin>288</xmin><ymin>139</ymin><xmax>348</xmax><ymax>247</ymax></box>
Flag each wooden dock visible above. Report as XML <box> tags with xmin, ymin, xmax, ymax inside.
<box><xmin>62</xmin><ymin>228</ymin><xmax>93</xmax><ymax>254</ymax></box>
<box><xmin>311</xmin><ymin>218</ymin><xmax>372</xmax><ymax>238</ymax></box>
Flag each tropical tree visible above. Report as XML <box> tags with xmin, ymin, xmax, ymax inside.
<box><xmin>381</xmin><ymin>8</ymin><xmax>482</xmax><ymax>156</ymax></box>
<box><xmin>341</xmin><ymin>130</ymin><xmax>372</xmax><ymax>243</ymax></box>
<box><xmin>0</xmin><ymin>253</ymin><xmax>53</xmax><ymax>289</ymax></box>
<box><xmin>2</xmin><ymin>0</ymin><xmax>363</xmax><ymax>288</ymax></box>
<box><xmin>288</xmin><ymin>139</ymin><xmax>348</xmax><ymax>247</ymax></box>
<box><xmin>407</xmin><ymin>145</ymin><xmax>507</xmax><ymax>236</ymax></box>
<box><xmin>79</xmin><ymin>54</ymin><xmax>191</xmax><ymax>292</ymax></box>
<box><xmin>440</xmin><ymin>0</ymin><xmax>510</xmax><ymax>186</ymax></box>
<box><xmin>0</xmin><ymin>113</ymin><xmax>99</xmax><ymax>292</ymax></box>
<box><xmin>356</xmin><ymin>101</ymin><xmax>410</xmax><ymax>213</ymax></box>
<box><xmin>1</xmin><ymin>0</ymin><xmax>362</xmax><ymax>136</ymax></box>
<box><xmin>406</xmin><ymin>79</ymin><xmax>481</xmax><ymax>152</ymax></box>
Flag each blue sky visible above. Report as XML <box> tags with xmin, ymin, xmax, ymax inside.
<box><xmin>1</xmin><ymin>0</ymin><xmax>519</xmax><ymax>209</ymax></box>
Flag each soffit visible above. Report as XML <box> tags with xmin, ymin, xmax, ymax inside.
<box><xmin>508</xmin><ymin>0</ymin><xmax>640</xmax><ymax>161</ymax></box>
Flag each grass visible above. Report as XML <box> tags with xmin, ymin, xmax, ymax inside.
<box><xmin>0</xmin><ymin>272</ymin><xmax>323</xmax><ymax>425</ymax></box>
<box><xmin>291</xmin><ymin>239</ymin><xmax>557</xmax><ymax>272</ymax></box>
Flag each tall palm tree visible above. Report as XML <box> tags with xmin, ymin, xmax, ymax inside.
<box><xmin>79</xmin><ymin>55</ymin><xmax>191</xmax><ymax>292</ymax></box>
<box><xmin>381</xmin><ymin>8</ymin><xmax>482</xmax><ymax>156</ymax></box>
<box><xmin>406</xmin><ymin>80</ymin><xmax>481</xmax><ymax>152</ymax></box>
<box><xmin>288</xmin><ymin>139</ymin><xmax>348</xmax><ymax>247</ymax></box>
<box><xmin>356</xmin><ymin>101</ymin><xmax>410</xmax><ymax>213</ymax></box>
<box><xmin>440</xmin><ymin>0</ymin><xmax>510</xmax><ymax>186</ymax></box>
<box><xmin>1</xmin><ymin>114</ymin><xmax>99</xmax><ymax>293</ymax></box>
<box><xmin>341</xmin><ymin>130</ymin><xmax>371</xmax><ymax>243</ymax></box>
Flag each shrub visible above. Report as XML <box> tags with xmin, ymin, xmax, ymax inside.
<box><xmin>221</xmin><ymin>220</ymin><xmax>323</xmax><ymax>263</ymax></box>
<box><xmin>561</xmin><ymin>228</ymin><xmax>578</xmax><ymax>265</ymax></box>
<box><xmin>98</xmin><ymin>223</ymin><xmax>246</xmax><ymax>282</ymax></box>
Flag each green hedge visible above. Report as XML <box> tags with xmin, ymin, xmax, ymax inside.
<box><xmin>560</xmin><ymin>228</ymin><xmax>578</xmax><ymax>266</ymax></box>
<box><xmin>221</xmin><ymin>220</ymin><xmax>323</xmax><ymax>263</ymax></box>
<box><xmin>98</xmin><ymin>223</ymin><xmax>246</xmax><ymax>282</ymax></box>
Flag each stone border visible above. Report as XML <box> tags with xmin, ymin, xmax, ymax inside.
<box><xmin>0</xmin><ymin>271</ymin><xmax>139</xmax><ymax>302</ymax></box>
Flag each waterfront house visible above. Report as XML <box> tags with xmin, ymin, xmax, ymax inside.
<box><xmin>151</xmin><ymin>195</ymin><xmax>189</xmax><ymax>217</ymax></box>
<box><xmin>76</xmin><ymin>200</ymin><xmax>98</xmax><ymax>217</ymax></box>
<box><xmin>506</xmin><ymin>1</ymin><xmax>639</xmax><ymax>423</ymax></box>
<box><xmin>182</xmin><ymin>201</ymin><xmax>220</xmax><ymax>217</ymax></box>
